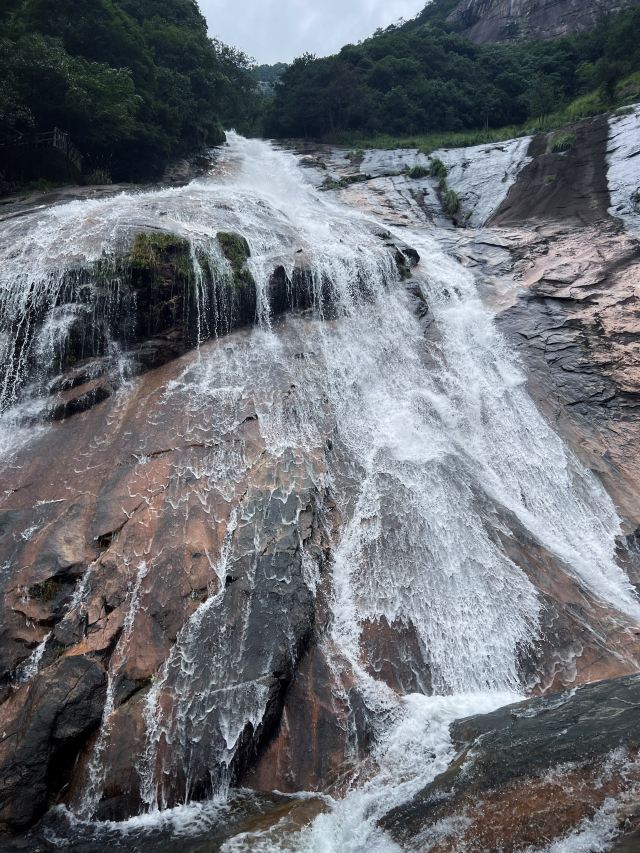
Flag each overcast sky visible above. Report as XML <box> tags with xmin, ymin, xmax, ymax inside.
<box><xmin>200</xmin><ymin>0</ymin><xmax>427</xmax><ymax>64</ymax></box>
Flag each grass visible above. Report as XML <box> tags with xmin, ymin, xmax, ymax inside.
<box><xmin>407</xmin><ymin>164</ymin><xmax>431</xmax><ymax>179</ymax></box>
<box><xmin>443</xmin><ymin>188</ymin><xmax>460</xmax><ymax>217</ymax></box>
<box><xmin>550</xmin><ymin>131</ymin><xmax>577</xmax><ymax>153</ymax></box>
<box><xmin>324</xmin><ymin>77</ymin><xmax>640</xmax><ymax>156</ymax></box>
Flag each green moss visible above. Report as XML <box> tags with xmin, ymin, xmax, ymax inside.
<box><xmin>217</xmin><ymin>231</ymin><xmax>254</xmax><ymax>288</ymax></box>
<box><xmin>129</xmin><ymin>232</ymin><xmax>191</xmax><ymax>272</ymax></box>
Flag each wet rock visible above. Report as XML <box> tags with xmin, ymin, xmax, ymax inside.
<box><xmin>241</xmin><ymin>644</ymin><xmax>357</xmax><ymax>795</ymax></box>
<box><xmin>491</xmin><ymin>117</ymin><xmax>611</xmax><ymax>226</ymax></box>
<box><xmin>0</xmin><ymin>655</ymin><xmax>106</xmax><ymax>832</ymax></box>
<box><xmin>447</xmin><ymin>0</ymin><xmax>640</xmax><ymax>44</ymax></box>
<box><xmin>381</xmin><ymin>673</ymin><xmax>640</xmax><ymax>850</ymax></box>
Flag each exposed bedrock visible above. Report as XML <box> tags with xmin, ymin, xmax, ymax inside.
<box><xmin>380</xmin><ymin>673</ymin><xmax>640</xmax><ymax>850</ymax></box>
<box><xmin>490</xmin><ymin>116</ymin><xmax>611</xmax><ymax>226</ymax></box>
<box><xmin>447</xmin><ymin>0</ymin><xmax>640</xmax><ymax>44</ymax></box>
<box><xmin>1</xmin><ymin>321</ymin><xmax>638</xmax><ymax>831</ymax></box>
<box><xmin>0</xmin><ymin>333</ymin><xmax>340</xmax><ymax>827</ymax></box>
<box><xmin>0</xmin><ymin>655</ymin><xmax>107</xmax><ymax>830</ymax></box>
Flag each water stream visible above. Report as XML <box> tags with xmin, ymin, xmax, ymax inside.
<box><xmin>1</xmin><ymin>134</ymin><xmax>639</xmax><ymax>850</ymax></box>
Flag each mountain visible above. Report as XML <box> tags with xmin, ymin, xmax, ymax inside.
<box><xmin>446</xmin><ymin>0</ymin><xmax>640</xmax><ymax>43</ymax></box>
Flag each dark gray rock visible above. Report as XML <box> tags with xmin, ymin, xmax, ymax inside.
<box><xmin>0</xmin><ymin>656</ymin><xmax>106</xmax><ymax>832</ymax></box>
<box><xmin>381</xmin><ymin>674</ymin><xmax>640</xmax><ymax>847</ymax></box>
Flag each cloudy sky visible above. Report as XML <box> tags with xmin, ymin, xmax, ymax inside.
<box><xmin>200</xmin><ymin>0</ymin><xmax>427</xmax><ymax>64</ymax></box>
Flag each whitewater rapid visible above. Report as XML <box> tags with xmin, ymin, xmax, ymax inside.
<box><xmin>1</xmin><ymin>134</ymin><xmax>639</xmax><ymax>851</ymax></box>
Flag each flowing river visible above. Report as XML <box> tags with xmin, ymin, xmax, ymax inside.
<box><xmin>0</xmin><ymin>135</ymin><xmax>638</xmax><ymax>851</ymax></box>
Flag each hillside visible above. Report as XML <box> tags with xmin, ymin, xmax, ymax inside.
<box><xmin>266</xmin><ymin>4</ymin><xmax>640</xmax><ymax>139</ymax></box>
<box><xmin>0</xmin><ymin>0</ymin><xmax>258</xmax><ymax>186</ymax></box>
<box><xmin>447</xmin><ymin>0</ymin><xmax>640</xmax><ymax>44</ymax></box>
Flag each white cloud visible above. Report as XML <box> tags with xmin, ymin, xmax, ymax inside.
<box><xmin>201</xmin><ymin>0</ymin><xmax>426</xmax><ymax>63</ymax></box>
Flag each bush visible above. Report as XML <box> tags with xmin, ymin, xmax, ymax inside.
<box><xmin>632</xmin><ymin>189</ymin><xmax>640</xmax><ymax>211</ymax></box>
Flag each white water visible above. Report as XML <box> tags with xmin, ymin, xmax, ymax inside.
<box><xmin>2</xmin><ymin>134</ymin><xmax>639</xmax><ymax>850</ymax></box>
<box><xmin>14</xmin><ymin>630</ymin><xmax>52</xmax><ymax>683</ymax></box>
<box><xmin>79</xmin><ymin>560</ymin><xmax>150</xmax><ymax>819</ymax></box>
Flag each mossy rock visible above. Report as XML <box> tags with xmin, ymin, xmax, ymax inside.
<box><xmin>129</xmin><ymin>231</ymin><xmax>192</xmax><ymax>275</ymax></box>
<box><xmin>216</xmin><ymin>231</ymin><xmax>254</xmax><ymax>288</ymax></box>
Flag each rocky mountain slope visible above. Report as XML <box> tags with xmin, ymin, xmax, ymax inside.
<box><xmin>446</xmin><ymin>0</ymin><xmax>640</xmax><ymax>43</ymax></box>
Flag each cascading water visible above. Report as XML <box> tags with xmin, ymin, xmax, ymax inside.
<box><xmin>1</xmin><ymin>133</ymin><xmax>639</xmax><ymax>850</ymax></box>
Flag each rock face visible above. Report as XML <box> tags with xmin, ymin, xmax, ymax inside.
<box><xmin>381</xmin><ymin>674</ymin><xmax>640</xmax><ymax>850</ymax></box>
<box><xmin>447</xmin><ymin>0</ymin><xmax>640</xmax><ymax>43</ymax></box>
<box><xmin>0</xmin><ymin>335</ymin><xmax>336</xmax><ymax>827</ymax></box>
<box><xmin>1</xmin><ymin>122</ymin><xmax>640</xmax><ymax>849</ymax></box>
<box><xmin>0</xmin><ymin>656</ymin><xmax>106</xmax><ymax>830</ymax></box>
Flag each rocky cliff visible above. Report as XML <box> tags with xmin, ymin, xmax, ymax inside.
<box><xmin>447</xmin><ymin>0</ymin><xmax>640</xmax><ymax>43</ymax></box>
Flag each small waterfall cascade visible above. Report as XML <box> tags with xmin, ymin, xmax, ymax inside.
<box><xmin>1</xmin><ymin>134</ymin><xmax>639</xmax><ymax>849</ymax></box>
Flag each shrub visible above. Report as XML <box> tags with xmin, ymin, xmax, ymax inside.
<box><xmin>429</xmin><ymin>157</ymin><xmax>448</xmax><ymax>181</ymax></box>
<box><xmin>407</xmin><ymin>164</ymin><xmax>430</xmax><ymax>179</ymax></box>
<box><xmin>631</xmin><ymin>189</ymin><xmax>640</xmax><ymax>211</ymax></box>
<box><xmin>443</xmin><ymin>189</ymin><xmax>460</xmax><ymax>218</ymax></box>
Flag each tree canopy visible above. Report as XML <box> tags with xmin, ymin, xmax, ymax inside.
<box><xmin>0</xmin><ymin>0</ymin><xmax>258</xmax><ymax>180</ymax></box>
<box><xmin>265</xmin><ymin>6</ymin><xmax>640</xmax><ymax>139</ymax></box>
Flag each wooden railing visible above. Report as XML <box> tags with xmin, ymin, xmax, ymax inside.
<box><xmin>1</xmin><ymin>127</ymin><xmax>83</xmax><ymax>170</ymax></box>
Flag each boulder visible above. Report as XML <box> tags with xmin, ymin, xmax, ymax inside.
<box><xmin>381</xmin><ymin>674</ymin><xmax>640</xmax><ymax>850</ymax></box>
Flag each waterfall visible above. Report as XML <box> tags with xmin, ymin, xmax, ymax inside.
<box><xmin>1</xmin><ymin>133</ymin><xmax>638</xmax><ymax>849</ymax></box>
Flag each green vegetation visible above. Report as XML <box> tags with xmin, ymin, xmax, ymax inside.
<box><xmin>428</xmin><ymin>158</ymin><xmax>448</xmax><ymax>180</ymax></box>
<box><xmin>217</xmin><ymin>231</ymin><xmax>254</xmax><ymax>288</ymax></box>
<box><xmin>0</xmin><ymin>0</ymin><xmax>258</xmax><ymax>186</ymax></box>
<box><xmin>632</xmin><ymin>189</ymin><xmax>640</xmax><ymax>211</ymax></box>
<box><xmin>266</xmin><ymin>4</ymin><xmax>640</xmax><ymax>142</ymax></box>
<box><xmin>407</xmin><ymin>164</ymin><xmax>431</xmax><ymax>179</ymax></box>
<box><xmin>28</xmin><ymin>578</ymin><xmax>65</xmax><ymax>602</ymax></box>
<box><xmin>443</xmin><ymin>188</ymin><xmax>460</xmax><ymax>218</ymax></box>
<box><xmin>129</xmin><ymin>232</ymin><xmax>191</xmax><ymax>273</ymax></box>
<box><xmin>550</xmin><ymin>132</ymin><xmax>577</xmax><ymax>153</ymax></box>
<box><xmin>250</xmin><ymin>62</ymin><xmax>288</xmax><ymax>84</ymax></box>
<box><xmin>320</xmin><ymin>174</ymin><xmax>372</xmax><ymax>191</ymax></box>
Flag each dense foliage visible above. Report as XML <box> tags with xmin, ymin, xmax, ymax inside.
<box><xmin>266</xmin><ymin>5</ymin><xmax>640</xmax><ymax>139</ymax></box>
<box><xmin>250</xmin><ymin>62</ymin><xmax>288</xmax><ymax>83</ymax></box>
<box><xmin>0</xmin><ymin>0</ymin><xmax>258</xmax><ymax>181</ymax></box>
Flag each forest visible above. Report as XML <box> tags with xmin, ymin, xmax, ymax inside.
<box><xmin>0</xmin><ymin>0</ymin><xmax>258</xmax><ymax>182</ymax></box>
<box><xmin>265</xmin><ymin>6</ymin><xmax>640</xmax><ymax>139</ymax></box>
